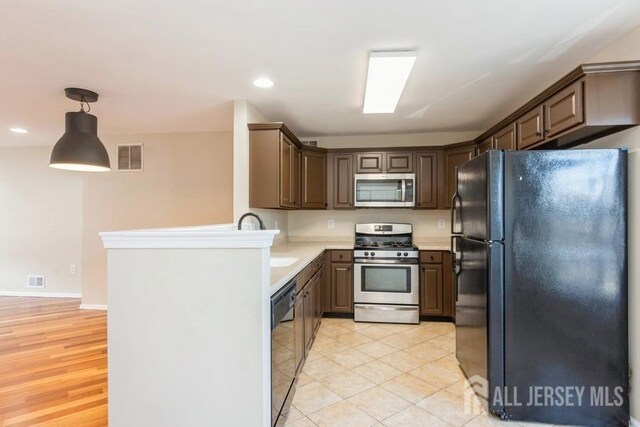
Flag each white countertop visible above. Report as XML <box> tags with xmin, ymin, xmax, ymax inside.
<box><xmin>269</xmin><ymin>241</ymin><xmax>353</xmax><ymax>295</ymax></box>
<box><xmin>269</xmin><ymin>238</ymin><xmax>451</xmax><ymax>295</ymax></box>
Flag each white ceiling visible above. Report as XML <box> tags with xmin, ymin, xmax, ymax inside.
<box><xmin>2</xmin><ymin>0</ymin><xmax>640</xmax><ymax>146</ymax></box>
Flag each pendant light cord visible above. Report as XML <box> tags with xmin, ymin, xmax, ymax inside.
<box><xmin>79</xmin><ymin>97</ymin><xmax>91</xmax><ymax>113</ymax></box>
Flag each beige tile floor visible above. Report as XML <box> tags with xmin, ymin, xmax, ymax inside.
<box><xmin>281</xmin><ymin>318</ymin><xmax>562</xmax><ymax>427</ymax></box>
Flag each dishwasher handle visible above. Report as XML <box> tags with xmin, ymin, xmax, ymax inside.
<box><xmin>271</xmin><ymin>280</ymin><xmax>296</xmax><ymax>331</ymax></box>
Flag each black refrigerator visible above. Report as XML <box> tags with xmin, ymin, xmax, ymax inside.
<box><xmin>452</xmin><ymin>149</ymin><xmax>628</xmax><ymax>426</ymax></box>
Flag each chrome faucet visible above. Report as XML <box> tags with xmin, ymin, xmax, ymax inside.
<box><xmin>237</xmin><ymin>212</ymin><xmax>267</xmax><ymax>230</ymax></box>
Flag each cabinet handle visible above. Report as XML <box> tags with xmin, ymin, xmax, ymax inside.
<box><xmin>536</xmin><ymin>131</ymin><xmax>542</xmax><ymax>136</ymax></box>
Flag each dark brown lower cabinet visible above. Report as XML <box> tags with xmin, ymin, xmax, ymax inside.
<box><xmin>322</xmin><ymin>252</ymin><xmax>332</xmax><ymax>314</ymax></box>
<box><xmin>419</xmin><ymin>251</ymin><xmax>454</xmax><ymax>318</ymax></box>
<box><xmin>303</xmin><ymin>279</ymin><xmax>315</xmax><ymax>353</ymax></box>
<box><xmin>331</xmin><ymin>263</ymin><xmax>353</xmax><ymax>313</ymax></box>
<box><xmin>420</xmin><ymin>264</ymin><xmax>443</xmax><ymax>316</ymax></box>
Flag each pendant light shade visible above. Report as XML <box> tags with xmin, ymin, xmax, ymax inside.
<box><xmin>49</xmin><ymin>88</ymin><xmax>111</xmax><ymax>172</ymax></box>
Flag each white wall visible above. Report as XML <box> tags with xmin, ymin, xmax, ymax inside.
<box><xmin>233</xmin><ymin>100</ymin><xmax>288</xmax><ymax>242</ymax></box>
<box><xmin>0</xmin><ymin>146</ymin><xmax>83</xmax><ymax>296</ymax></box>
<box><xmin>82</xmin><ymin>131</ymin><xmax>234</xmax><ymax>306</ymax></box>
<box><xmin>582</xmin><ymin>24</ymin><xmax>640</xmax><ymax>420</ymax></box>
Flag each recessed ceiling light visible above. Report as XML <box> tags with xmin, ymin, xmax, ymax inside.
<box><xmin>10</xmin><ymin>127</ymin><xmax>28</xmax><ymax>134</ymax></box>
<box><xmin>253</xmin><ymin>78</ymin><xmax>274</xmax><ymax>88</ymax></box>
<box><xmin>363</xmin><ymin>51</ymin><xmax>417</xmax><ymax>114</ymax></box>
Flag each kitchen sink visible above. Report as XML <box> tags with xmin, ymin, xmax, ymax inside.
<box><xmin>270</xmin><ymin>257</ymin><xmax>298</xmax><ymax>268</ymax></box>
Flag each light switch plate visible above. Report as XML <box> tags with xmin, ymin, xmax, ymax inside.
<box><xmin>328</xmin><ymin>220</ymin><xmax>335</xmax><ymax>229</ymax></box>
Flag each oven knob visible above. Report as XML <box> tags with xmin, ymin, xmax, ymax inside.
<box><xmin>397</xmin><ymin>252</ymin><xmax>401</xmax><ymax>256</ymax></box>
<box><xmin>403</xmin><ymin>252</ymin><xmax>408</xmax><ymax>257</ymax></box>
<box><xmin>371</xmin><ymin>252</ymin><xmax>375</xmax><ymax>256</ymax></box>
<box><xmin>364</xmin><ymin>251</ymin><xmax>369</xmax><ymax>256</ymax></box>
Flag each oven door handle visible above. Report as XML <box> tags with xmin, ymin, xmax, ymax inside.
<box><xmin>354</xmin><ymin>259</ymin><xmax>418</xmax><ymax>265</ymax></box>
<box><xmin>355</xmin><ymin>304</ymin><xmax>417</xmax><ymax>312</ymax></box>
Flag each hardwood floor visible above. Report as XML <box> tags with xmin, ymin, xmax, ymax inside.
<box><xmin>0</xmin><ymin>297</ymin><xmax>107</xmax><ymax>426</ymax></box>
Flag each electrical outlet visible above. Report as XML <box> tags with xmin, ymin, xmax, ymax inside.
<box><xmin>274</xmin><ymin>220</ymin><xmax>279</xmax><ymax>230</ymax></box>
<box><xmin>70</xmin><ymin>264</ymin><xmax>77</xmax><ymax>274</ymax></box>
<box><xmin>328</xmin><ymin>220</ymin><xmax>335</xmax><ymax>229</ymax></box>
<box><xmin>437</xmin><ymin>219</ymin><xmax>446</xmax><ymax>229</ymax></box>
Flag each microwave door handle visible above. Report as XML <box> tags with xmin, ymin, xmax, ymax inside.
<box><xmin>401</xmin><ymin>179</ymin><xmax>406</xmax><ymax>202</ymax></box>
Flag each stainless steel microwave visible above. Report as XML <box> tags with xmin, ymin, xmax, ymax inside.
<box><xmin>354</xmin><ymin>173</ymin><xmax>415</xmax><ymax>207</ymax></box>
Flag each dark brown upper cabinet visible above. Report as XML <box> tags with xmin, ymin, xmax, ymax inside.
<box><xmin>494</xmin><ymin>123</ymin><xmax>517</xmax><ymax>151</ymax></box>
<box><xmin>356</xmin><ymin>153</ymin><xmax>384</xmax><ymax>173</ymax></box>
<box><xmin>329</xmin><ymin>153</ymin><xmax>354</xmax><ymax>209</ymax></box>
<box><xmin>544</xmin><ymin>80</ymin><xmax>584</xmax><ymax>139</ymax></box>
<box><xmin>249</xmin><ymin>126</ymin><xmax>300</xmax><ymax>209</ymax></box>
<box><xmin>415</xmin><ymin>151</ymin><xmax>438</xmax><ymax>209</ymax></box>
<box><xmin>301</xmin><ymin>149</ymin><xmax>327</xmax><ymax>209</ymax></box>
<box><xmin>249</xmin><ymin>122</ymin><xmax>324</xmax><ymax>210</ymax></box>
<box><xmin>356</xmin><ymin>152</ymin><xmax>413</xmax><ymax>173</ymax></box>
<box><xmin>517</xmin><ymin>106</ymin><xmax>545</xmax><ymax>150</ymax></box>
<box><xmin>441</xmin><ymin>144</ymin><xmax>476</xmax><ymax>209</ymax></box>
<box><xmin>477</xmin><ymin>62</ymin><xmax>640</xmax><ymax>150</ymax></box>
<box><xmin>385</xmin><ymin>152</ymin><xmax>414</xmax><ymax>173</ymax></box>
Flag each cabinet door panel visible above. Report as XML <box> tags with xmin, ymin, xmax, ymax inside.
<box><xmin>420</xmin><ymin>264</ymin><xmax>443</xmax><ymax>316</ymax></box>
<box><xmin>301</xmin><ymin>151</ymin><xmax>327</xmax><ymax>209</ymax></box>
<box><xmin>304</xmin><ymin>284</ymin><xmax>314</xmax><ymax>352</ymax></box>
<box><xmin>331</xmin><ymin>263</ymin><xmax>353</xmax><ymax>313</ymax></box>
<box><xmin>494</xmin><ymin>123</ymin><xmax>517</xmax><ymax>151</ymax></box>
<box><xmin>477</xmin><ymin>138</ymin><xmax>492</xmax><ymax>155</ymax></box>
<box><xmin>322</xmin><ymin>253</ymin><xmax>331</xmax><ymax>314</ymax></box>
<box><xmin>333</xmin><ymin>154</ymin><xmax>354</xmax><ymax>209</ymax></box>
<box><xmin>279</xmin><ymin>135</ymin><xmax>293</xmax><ymax>207</ymax></box>
<box><xmin>544</xmin><ymin>80</ymin><xmax>584</xmax><ymax>138</ymax></box>
<box><xmin>415</xmin><ymin>152</ymin><xmax>438</xmax><ymax>208</ymax></box>
<box><xmin>292</xmin><ymin>145</ymin><xmax>301</xmax><ymax>208</ymax></box>
<box><xmin>385</xmin><ymin>152</ymin><xmax>414</xmax><ymax>173</ymax></box>
<box><xmin>517</xmin><ymin>106</ymin><xmax>545</xmax><ymax>149</ymax></box>
<box><xmin>356</xmin><ymin>153</ymin><xmax>383</xmax><ymax>173</ymax></box>
<box><xmin>442</xmin><ymin>146</ymin><xmax>475</xmax><ymax>209</ymax></box>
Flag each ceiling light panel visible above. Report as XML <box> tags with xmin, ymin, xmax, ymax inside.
<box><xmin>363</xmin><ymin>51</ymin><xmax>416</xmax><ymax>114</ymax></box>
<box><xmin>10</xmin><ymin>127</ymin><xmax>28</xmax><ymax>134</ymax></box>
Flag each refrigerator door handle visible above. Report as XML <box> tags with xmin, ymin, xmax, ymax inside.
<box><xmin>451</xmin><ymin>166</ymin><xmax>462</xmax><ymax>234</ymax></box>
<box><xmin>450</xmin><ymin>236</ymin><xmax>461</xmax><ymax>276</ymax></box>
<box><xmin>451</xmin><ymin>236</ymin><xmax>462</xmax><ymax>303</ymax></box>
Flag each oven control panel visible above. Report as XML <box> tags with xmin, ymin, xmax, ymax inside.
<box><xmin>354</xmin><ymin>250</ymin><xmax>419</xmax><ymax>259</ymax></box>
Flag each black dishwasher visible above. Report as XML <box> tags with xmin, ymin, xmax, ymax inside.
<box><xmin>271</xmin><ymin>280</ymin><xmax>296</xmax><ymax>426</ymax></box>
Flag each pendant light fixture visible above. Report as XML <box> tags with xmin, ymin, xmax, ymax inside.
<box><xmin>49</xmin><ymin>88</ymin><xmax>111</xmax><ymax>172</ymax></box>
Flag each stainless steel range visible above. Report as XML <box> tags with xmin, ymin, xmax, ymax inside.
<box><xmin>353</xmin><ymin>223</ymin><xmax>419</xmax><ymax>324</ymax></box>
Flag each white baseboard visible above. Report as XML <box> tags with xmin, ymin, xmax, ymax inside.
<box><xmin>79</xmin><ymin>304</ymin><xmax>108</xmax><ymax>311</ymax></box>
<box><xmin>631</xmin><ymin>417</ymin><xmax>640</xmax><ymax>427</ymax></box>
<box><xmin>0</xmin><ymin>291</ymin><xmax>81</xmax><ymax>298</ymax></box>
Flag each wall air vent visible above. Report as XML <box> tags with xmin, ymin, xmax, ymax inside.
<box><xmin>117</xmin><ymin>144</ymin><xmax>144</xmax><ymax>172</ymax></box>
<box><xmin>27</xmin><ymin>275</ymin><xmax>45</xmax><ymax>288</ymax></box>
